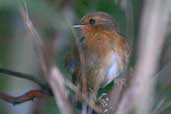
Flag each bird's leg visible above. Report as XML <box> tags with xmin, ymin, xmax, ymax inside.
<box><xmin>96</xmin><ymin>93</ymin><xmax>111</xmax><ymax>113</ymax></box>
<box><xmin>0</xmin><ymin>90</ymin><xmax>50</xmax><ymax>105</ymax></box>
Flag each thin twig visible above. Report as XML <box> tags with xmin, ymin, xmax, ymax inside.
<box><xmin>69</xmin><ymin>19</ymin><xmax>89</xmax><ymax>114</ymax></box>
<box><xmin>152</xmin><ymin>98</ymin><xmax>171</xmax><ymax>114</ymax></box>
<box><xmin>0</xmin><ymin>68</ymin><xmax>48</xmax><ymax>89</ymax></box>
<box><xmin>20</xmin><ymin>3</ymin><xmax>74</xmax><ymax>114</ymax></box>
<box><xmin>116</xmin><ymin>0</ymin><xmax>169</xmax><ymax>114</ymax></box>
<box><xmin>48</xmin><ymin>66</ymin><xmax>73</xmax><ymax>114</ymax></box>
<box><xmin>0</xmin><ymin>90</ymin><xmax>49</xmax><ymax>105</ymax></box>
<box><xmin>132</xmin><ymin>0</ymin><xmax>169</xmax><ymax>114</ymax></box>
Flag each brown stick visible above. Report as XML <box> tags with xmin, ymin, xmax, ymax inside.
<box><xmin>0</xmin><ymin>90</ymin><xmax>50</xmax><ymax>105</ymax></box>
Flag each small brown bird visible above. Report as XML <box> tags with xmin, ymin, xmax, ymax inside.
<box><xmin>65</xmin><ymin>12</ymin><xmax>130</xmax><ymax>105</ymax></box>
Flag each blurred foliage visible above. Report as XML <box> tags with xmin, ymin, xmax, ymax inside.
<box><xmin>0</xmin><ymin>0</ymin><xmax>171</xmax><ymax>114</ymax></box>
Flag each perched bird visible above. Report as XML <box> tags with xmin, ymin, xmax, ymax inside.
<box><xmin>65</xmin><ymin>12</ymin><xmax>130</xmax><ymax>105</ymax></box>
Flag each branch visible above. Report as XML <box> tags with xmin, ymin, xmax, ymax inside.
<box><xmin>0</xmin><ymin>67</ymin><xmax>101</xmax><ymax>113</ymax></box>
<box><xmin>0</xmin><ymin>68</ymin><xmax>53</xmax><ymax>105</ymax></box>
<box><xmin>0</xmin><ymin>68</ymin><xmax>50</xmax><ymax>92</ymax></box>
<box><xmin>0</xmin><ymin>90</ymin><xmax>50</xmax><ymax>105</ymax></box>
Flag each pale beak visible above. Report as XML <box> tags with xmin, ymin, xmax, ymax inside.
<box><xmin>72</xmin><ymin>24</ymin><xmax>84</xmax><ymax>28</ymax></box>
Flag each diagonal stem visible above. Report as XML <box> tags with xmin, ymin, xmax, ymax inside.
<box><xmin>0</xmin><ymin>68</ymin><xmax>50</xmax><ymax>91</ymax></box>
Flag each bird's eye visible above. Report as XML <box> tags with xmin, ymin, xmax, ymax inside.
<box><xmin>89</xmin><ymin>19</ymin><xmax>96</xmax><ymax>25</ymax></box>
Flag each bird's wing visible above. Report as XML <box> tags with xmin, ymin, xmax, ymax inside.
<box><xmin>65</xmin><ymin>44</ymin><xmax>79</xmax><ymax>73</ymax></box>
<box><xmin>112</xmin><ymin>32</ymin><xmax>130</xmax><ymax>67</ymax></box>
<box><xmin>122</xmin><ymin>38</ymin><xmax>130</xmax><ymax>66</ymax></box>
<box><xmin>64</xmin><ymin>43</ymin><xmax>81</xmax><ymax>86</ymax></box>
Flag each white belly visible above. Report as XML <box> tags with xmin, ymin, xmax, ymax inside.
<box><xmin>105</xmin><ymin>52</ymin><xmax>122</xmax><ymax>85</ymax></box>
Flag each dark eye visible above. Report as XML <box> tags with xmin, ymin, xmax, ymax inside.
<box><xmin>89</xmin><ymin>19</ymin><xmax>96</xmax><ymax>25</ymax></box>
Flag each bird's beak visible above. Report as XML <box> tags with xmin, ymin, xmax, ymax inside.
<box><xmin>72</xmin><ymin>24</ymin><xmax>84</xmax><ymax>28</ymax></box>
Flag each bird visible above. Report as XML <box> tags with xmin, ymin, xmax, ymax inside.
<box><xmin>65</xmin><ymin>12</ymin><xmax>130</xmax><ymax>110</ymax></box>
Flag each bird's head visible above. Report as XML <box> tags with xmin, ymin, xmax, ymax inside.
<box><xmin>73</xmin><ymin>12</ymin><xmax>117</xmax><ymax>38</ymax></box>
